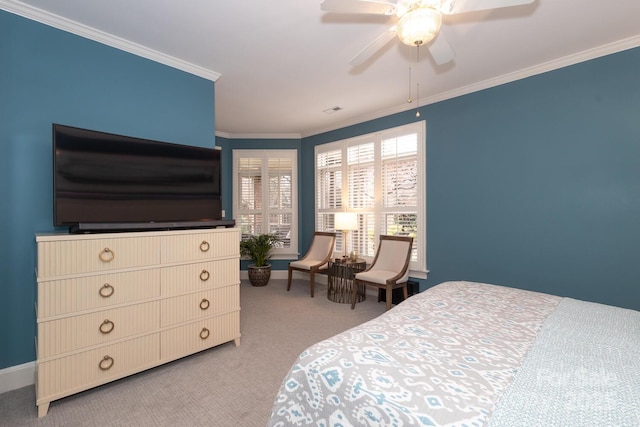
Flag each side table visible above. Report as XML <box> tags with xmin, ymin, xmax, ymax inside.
<box><xmin>327</xmin><ymin>258</ymin><xmax>366</xmax><ymax>304</ymax></box>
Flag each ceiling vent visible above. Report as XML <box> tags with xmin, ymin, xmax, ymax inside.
<box><xmin>323</xmin><ymin>106</ymin><xmax>343</xmax><ymax>114</ymax></box>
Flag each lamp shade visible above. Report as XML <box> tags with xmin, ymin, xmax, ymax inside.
<box><xmin>397</xmin><ymin>6</ymin><xmax>442</xmax><ymax>47</ymax></box>
<box><xmin>335</xmin><ymin>212</ymin><xmax>358</xmax><ymax>231</ymax></box>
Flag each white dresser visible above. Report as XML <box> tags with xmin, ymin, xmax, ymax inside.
<box><xmin>35</xmin><ymin>227</ymin><xmax>240</xmax><ymax>417</ymax></box>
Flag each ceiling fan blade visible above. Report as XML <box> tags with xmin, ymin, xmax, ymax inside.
<box><xmin>441</xmin><ymin>0</ymin><xmax>535</xmax><ymax>15</ymax></box>
<box><xmin>321</xmin><ymin>0</ymin><xmax>397</xmax><ymax>15</ymax></box>
<box><xmin>349</xmin><ymin>27</ymin><xmax>398</xmax><ymax>66</ymax></box>
<box><xmin>427</xmin><ymin>32</ymin><xmax>455</xmax><ymax>65</ymax></box>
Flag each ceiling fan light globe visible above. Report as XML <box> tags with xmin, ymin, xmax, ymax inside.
<box><xmin>397</xmin><ymin>7</ymin><xmax>442</xmax><ymax>47</ymax></box>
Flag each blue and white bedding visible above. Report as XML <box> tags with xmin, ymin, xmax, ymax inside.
<box><xmin>267</xmin><ymin>281</ymin><xmax>640</xmax><ymax>426</ymax></box>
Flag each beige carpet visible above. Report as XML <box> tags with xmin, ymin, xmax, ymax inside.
<box><xmin>0</xmin><ymin>279</ymin><xmax>386</xmax><ymax>426</ymax></box>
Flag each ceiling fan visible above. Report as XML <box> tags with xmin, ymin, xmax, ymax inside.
<box><xmin>321</xmin><ymin>0</ymin><xmax>535</xmax><ymax>66</ymax></box>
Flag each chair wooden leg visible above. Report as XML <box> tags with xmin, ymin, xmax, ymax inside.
<box><xmin>385</xmin><ymin>286</ymin><xmax>393</xmax><ymax>311</ymax></box>
<box><xmin>402</xmin><ymin>284</ymin><xmax>408</xmax><ymax>301</ymax></box>
<box><xmin>287</xmin><ymin>267</ymin><xmax>293</xmax><ymax>291</ymax></box>
<box><xmin>310</xmin><ymin>272</ymin><xmax>315</xmax><ymax>297</ymax></box>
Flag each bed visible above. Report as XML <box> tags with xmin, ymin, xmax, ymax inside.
<box><xmin>267</xmin><ymin>281</ymin><xmax>639</xmax><ymax>426</ymax></box>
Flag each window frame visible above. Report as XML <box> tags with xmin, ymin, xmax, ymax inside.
<box><xmin>232</xmin><ymin>149</ymin><xmax>298</xmax><ymax>259</ymax></box>
<box><xmin>314</xmin><ymin>121</ymin><xmax>427</xmax><ymax>278</ymax></box>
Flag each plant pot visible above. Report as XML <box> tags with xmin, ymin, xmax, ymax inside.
<box><xmin>247</xmin><ymin>264</ymin><xmax>271</xmax><ymax>287</ymax></box>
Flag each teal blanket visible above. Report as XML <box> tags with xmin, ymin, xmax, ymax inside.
<box><xmin>488</xmin><ymin>298</ymin><xmax>640</xmax><ymax>426</ymax></box>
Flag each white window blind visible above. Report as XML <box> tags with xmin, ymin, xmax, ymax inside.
<box><xmin>315</xmin><ymin>122</ymin><xmax>426</xmax><ymax>276</ymax></box>
<box><xmin>233</xmin><ymin>150</ymin><xmax>297</xmax><ymax>257</ymax></box>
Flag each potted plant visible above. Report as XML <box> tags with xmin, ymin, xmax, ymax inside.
<box><xmin>240</xmin><ymin>233</ymin><xmax>281</xmax><ymax>286</ymax></box>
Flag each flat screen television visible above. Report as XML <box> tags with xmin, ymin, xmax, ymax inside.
<box><xmin>53</xmin><ymin>124</ymin><xmax>234</xmax><ymax>233</ymax></box>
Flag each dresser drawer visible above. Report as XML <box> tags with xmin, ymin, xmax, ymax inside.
<box><xmin>161</xmin><ymin>312</ymin><xmax>240</xmax><ymax>362</ymax></box>
<box><xmin>35</xmin><ymin>228</ymin><xmax>241</xmax><ymax>418</ymax></box>
<box><xmin>160</xmin><ymin>286</ymin><xmax>239</xmax><ymax>327</ymax></box>
<box><xmin>161</xmin><ymin>229</ymin><xmax>239</xmax><ymax>263</ymax></box>
<box><xmin>38</xmin><ymin>301</ymin><xmax>160</xmax><ymax>358</ymax></box>
<box><xmin>37</xmin><ymin>236</ymin><xmax>160</xmax><ymax>278</ymax></box>
<box><xmin>38</xmin><ymin>269</ymin><xmax>161</xmax><ymax>318</ymax></box>
<box><xmin>161</xmin><ymin>259</ymin><xmax>239</xmax><ymax>297</ymax></box>
<box><xmin>37</xmin><ymin>334</ymin><xmax>160</xmax><ymax>403</ymax></box>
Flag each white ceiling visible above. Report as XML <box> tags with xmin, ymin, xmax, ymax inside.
<box><xmin>3</xmin><ymin>0</ymin><xmax>640</xmax><ymax>138</ymax></box>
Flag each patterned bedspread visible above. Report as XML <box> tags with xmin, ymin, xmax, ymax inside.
<box><xmin>268</xmin><ymin>281</ymin><xmax>563</xmax><ymax>426</ymax></box>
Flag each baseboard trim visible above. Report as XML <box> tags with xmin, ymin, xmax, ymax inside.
<box><xmin>240</xmin><ymin>269</ymin><xmax>321</xmax><ymax>282</ymax></box>
<box><xmin>0</xmin><ymin>361</ymin><xmax>35</xmax><ymax>394</ymax></box>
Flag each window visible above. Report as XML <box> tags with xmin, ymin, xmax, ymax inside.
<box><xmin>315</xmin><ymin>122</ymin><xmax>426</xmax><ymax>276</ymax></box>
<box><xmin>233</xmin><ymin>150</ymin><xmax>297</xmax><ymax>257</ymax></box>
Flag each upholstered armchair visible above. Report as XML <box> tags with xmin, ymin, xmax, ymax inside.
<box><xmin>287</xmin><ymin>232</ymin><xmax>336</xmax><ymax>297</ymax></box>
<box><xmin>351</xmin><ymin>235</ymin><xmax>413</xmax><ymax>310</ymax></box>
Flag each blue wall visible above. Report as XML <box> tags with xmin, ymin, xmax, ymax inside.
<box><xmin>223</xmin><ymin>48</ymin><xmax>640</xmax><ymax>313</ymax></box>
<box><xmin>301</xmin><ymin>48</ymin><xmax>640</xmax><ymax>312</ymax></box>
<box><xmin>3</xmin><ymin>8</ymin><xmax>639</xmax><ymax>372</ymax></box>
<box><xmin>0</xmin><ymin>11</ymin><xmax>216</xmax><ymax>369</ymax></box>
<box><xmin>423</xmin><ymin>55</ymin><xmax>639</xmax><ymax>308</ymax></box>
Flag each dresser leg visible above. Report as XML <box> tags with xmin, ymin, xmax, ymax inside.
<box><xmin>234</xmin><ymin>337</ymin><xmax>241</xmax><ymax>347</ymax></box>
<box><xmin>38</xmin><ymin>402</ymin><xmax>50</xmax><ymax>418</ymax></box>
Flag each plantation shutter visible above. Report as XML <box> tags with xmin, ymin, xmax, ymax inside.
<box><xmin>381</xmin><ymin>134</ymin><xmax>419</xmax><ymax>262</ymax></box>
<box><xmin>346</xmin><ymin>142</ymin><xmax>376</xmax><ymax>257</ymax></box>
<box><xmin>316</xmin><ymin>149</ymin><xmax>343</xmax><ymax>232</ymax></box>
<box><xmin>268</xmin><ymin>157</ymin><xmax>293</xmax><ymax>249</ymax></box>
<box><xmin>314</xmin><ymin>121</ymin><xmax>426</xmax><ymax>275</ymax></box>
<box><xmin>233</xmin><ymin>150</ymin><xmax>298</xmax><ymax>257</ymax></box>
<box><xmin>237</xmin><ymin>157</ymin><xmax>263</xmax><ymax>235</ymax></box>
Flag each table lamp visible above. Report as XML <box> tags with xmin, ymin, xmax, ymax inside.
<box><xmin>335</xmin><ymin>212</ymin><xmax>358</xmax><ymax>258</ymax></box>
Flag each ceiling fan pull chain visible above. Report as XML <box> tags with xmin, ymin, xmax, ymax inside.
<box><xmin>416</xmin><ymin>81</ymin><xmax>421</xmax><ymax>117</ymax></box>
<box><xmin>416</xmin><ymin>45</ymin><xmax>421</xmax><ymax>117</ymax></box>
<box><xmin>407</xmin><ymin>66</ymin><xmax>412</xmax><ymax>103</ymax></box>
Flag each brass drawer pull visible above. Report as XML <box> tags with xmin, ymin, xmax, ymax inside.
<box><xmin>199</xmin><ymin>240</ymin><xmax>210</xmax><ymax>252</ymax></box>
<box><xmin>99</xmin><ymin>248</ymin><xmax>115</xmax><ymax>262</ymax></box>
<box><xmin>199</xmin><ymin>298</ymin><xmax>210</xmax><ymax>310</ymax></box>
<box><xmin>199</xmin><ymin>327</ymin><xmax>210</xmax><ymax>340</ymax></box>
<box><xmin>99</xmin><ymin>283</ymin><xmax>114</xmax><ymax>298</ymax></box>
<box><xmin>99</xmin><ymin>355</ymin><xmax>114</xmax><ymax>371</ymax></box>
<box><xmin>99</xmin><ymin>319</ymin><xmax>115</xmax><ymax>334</ymax></box>
<box><xmin>200</xmin><ymin>270</ymin><xmax>210</xmax><ymax>281</ymax></box>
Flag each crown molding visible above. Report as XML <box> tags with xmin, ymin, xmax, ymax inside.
<box><xmin>215</xmin><ymin>130</ymin><xmax>301</xmax><ymax>140</ymax></box>
<box><xmin>299</xmin><ymin>35</ymin><xmax>640</xmax><ymax>138</ymax></box>
<box><xmin>0</xmin><ymin>0</ymin><xmax>221</xmax><ymax>82</ymax></box>
<box><xmin>428</xmin><ymin>35</ymin><xmax>640</xmax><ymax>106</ymax></box>
<box><xmin>3</xmin><ymin>1</ymin><xmax>637</xmax><ymax>139</ymax></box>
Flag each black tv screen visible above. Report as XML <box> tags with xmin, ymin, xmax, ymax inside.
<box><xmin>53</xmin><ymin>124</ymin><xmax>225</xmax><ymax>232</ymax></box>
